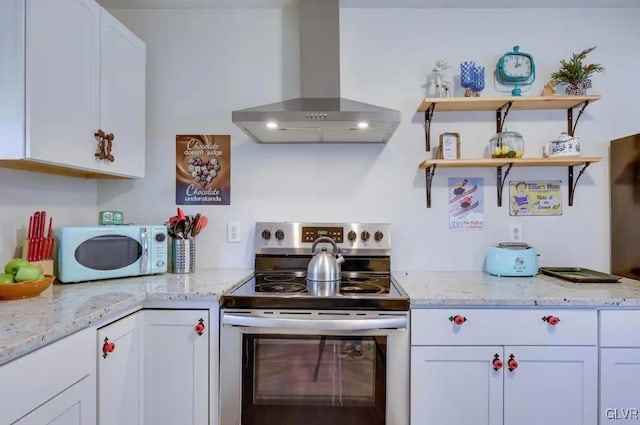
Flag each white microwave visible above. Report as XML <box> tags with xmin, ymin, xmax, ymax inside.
<box><xmin>56</xmin><ymin>225</ymin><xmax>167</xmax><ymax>283</ymax></box>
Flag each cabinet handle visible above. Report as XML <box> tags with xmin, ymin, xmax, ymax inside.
<box><xmin>94</xmin><ymin>130</ymin><xmax>115</xmax><ymax>162</ymax></box>
<box><xmin>195</xmin><ymin>318</ymin><xmax>205</xmax><ymax>335</ymax></box>
<box><xmin>492</xmin><ymin>353</ymin><xmax>503</xmax><ymax>371</ymax></box>
<box><xmin>95</xmin><ymin>129</ymin><xmax>107</xmax><ymax>160</ymax></box>
<box><xmin>449</xmin><ymin>315</ymin><xmax>467</xmax><ymax>325</ymax></box>
<box><xmin>105</xmin><ymin>132</ymin><xmax>115</xmax><ymax>162</ymax></box>
<box><xmin>507</xmin><ymin>354</ymin><xmax>518</xmax><ymax>371</ymax></box>
<box><xmin>542</xmin><ymin>315</ymin><xmax>560</xmax><ymax>325</ymax></box>
<box><xmin>102</xmin><ymin>337</ymin><xmax>116</xmax><ymax>358</ymax></box>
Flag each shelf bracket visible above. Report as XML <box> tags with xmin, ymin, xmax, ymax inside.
<box><xmin>425</xmin><ymin>164</ymin><xmax>437</xmax><ymax>208</ymax></box>
<box><xmin>496</xmin><ymin>163</ymin><xmax>513</xmax><ymax>207</ymax></box>
<box><xmin>567</xmin><ymin>100</ymin><xmax>590</xmax><ymax>136</ymax></box>
<box><xmin>568</xmin><ymin>162</ymin><xmax>591</xmax><ymax>206</ymax></box>
<box><xmin>496</xmin><ymin>101</ymin><xmax>513</xmax><ymax>133</ymax></box>
<box><xmin>424</xmin><ymin>103</ymin><xmax>436</xmax><ymax>151</ymax></box>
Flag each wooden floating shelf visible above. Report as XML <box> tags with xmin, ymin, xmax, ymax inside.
<box><xmin>418</xmin><ymin>95</ymin><xmax>601</xmax><ymax>152</ymax></box>
<box><xmin>419</xmin><ymin>157</ymin><xmax>602</xmax><ymax>169</ymax></box>
<box><xmin>416</xmin><ymin>95</ymin><xmax>601</xmax><ymax>113</ymax></box>
<box><xmin>420</xmin><ymin>156</ymin><xmax>602</xmax><ymax>209</ymax></box>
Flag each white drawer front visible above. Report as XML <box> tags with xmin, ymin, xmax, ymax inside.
<box><xmin>0</xmin><ymin>327</ymin><xmax>95</xmax><ymax>425</ymax></box>
<box><xmin>411</xmin><ymin>308</ymin><xmax>597</xmax><ymax>346</ymax></box>
<box><xmin>600</xmin><ymin>310</ymin><xmax>640</xmax><ymax>347</ymax></box>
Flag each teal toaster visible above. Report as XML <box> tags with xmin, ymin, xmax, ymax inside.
<box><xmin>485</xmin><ymin>242</ymin><xmax>538</xmax><ymax>277</ymax></box>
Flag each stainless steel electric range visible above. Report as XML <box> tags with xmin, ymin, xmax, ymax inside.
<box><xmin>220</xmin><ymin>222</ymin><xmax>410</xmax><ymax>425</ymax></box>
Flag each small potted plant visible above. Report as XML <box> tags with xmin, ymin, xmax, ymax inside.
<box><xmin>551</xmin><ymin>46</ymin><xmax>605</xmax><ymax>95</ymax></box>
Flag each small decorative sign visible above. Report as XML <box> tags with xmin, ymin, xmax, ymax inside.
<box><xmin>509</xmin><ymin>180</ymin><xmax>562</xmax><ymax>216</ymax></box>
<box><xmin>438</xmin><ymin>132</ymin><xmax>460</xmax><ymax>159</ymax></box>
<box><xmin>176</xmin><ymin>134</ymin><xmax>230</xmax><ymax>205</ymax></box>
<box><xmin>449</xmin><ymin>177</ymin><xmax>484</xmax><ymax>230</ymax></box>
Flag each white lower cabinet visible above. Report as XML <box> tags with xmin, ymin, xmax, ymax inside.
<box><xmin>411</xmin><ymin>345</ymin><xmax>596</xmax><ymax>425</ymax></box>
<box><xmin>502</xmin><ymin>346</ymin><xmax>596</xmax><ymax>425</ymax></box>
<box><xmin>410</xmin><ymin>308</ymin><xmax>598</xmax><ymax>425</ymax></box>
<box><xmin>411</xmin><ymin>346</ymin><xmax>503</xmax><ymax>425</ymax></box>
<box><xmin>14</xmin><ymin>375</ymin><xmax>96</xmax><ymax>425</ymax></box>
<box><xmin>143</xmin><ymin>309</ymin><xmax>209</xmax><ymax>425</ymax></box>
<box><xmin>97</xmin><ymin>312</ymin><xmax>143</xmax><ymax>425</ymax></box>
<box><xmin>0</xmin><ymin>327</ymin><xmax>96</xmax><ymax>425</ymax></box>
<box><xmin>599</xmin><ymin>310</ymin><xmax>640</xmax><ymax>423</ymax></box>
<box><xmin>599</xmin><ymin>349</ymin><xmax>640</xmax><ymax>423</ymax></box>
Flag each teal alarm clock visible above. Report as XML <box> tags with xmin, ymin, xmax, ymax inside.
<box><xmin>496</xmin><ymin>45</ymin><xmax>535</xmax><ymax>96</ymax></box>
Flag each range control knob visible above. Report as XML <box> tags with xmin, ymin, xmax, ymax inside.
<box><xmin>261</xmin><ymin>229</ymin><xmax>271</xmax><ymax>240</ymax></box>
<box><xmin>155</xmin><ymin>233</ymin><xmax>166</xmax><ymax>242</ymax></box>
<box><xmin>347</xmin><ymin>230</ymin><xmax>357</xmax><ymax>242</ymax></box>
<box><xmin>361</xmin><ymin>231</ymin><xmax>370</xmax><ymax>242</ymax></box>
<box><xmin>374</xmin><ymin>231</ymin><xmax>384</xmax><ymax>242</ymax></box>
<box><xmin>275</xmin><ymin>229</ymin><xmax>285</xmax><ymax>240</ymax></box>
<box><xmin>156</xmin><ymin>260</ymin><xmax>165</xmax><ymax>267</ymax></box>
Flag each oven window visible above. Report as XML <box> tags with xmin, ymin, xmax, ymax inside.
<box><xmin>242</xmin><ymin>335</ymin><xmax>386</xmax><ymax>425</ymax></box>
<box><xmin>75</xmin><ymin>235</ymin><xmax>142</xmax><ymax>270</ymax></box>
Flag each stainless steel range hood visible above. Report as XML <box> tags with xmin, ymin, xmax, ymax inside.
<box><xmin>231</xmin><ymin>0</ymin><xmax>401</xmax><ymax>143</ymax></box>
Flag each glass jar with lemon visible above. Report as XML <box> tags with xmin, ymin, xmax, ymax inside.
<box><xmin>489</xmin><ymin>130</ymin><xmax>524</xmax><ymax>159</ymax></box>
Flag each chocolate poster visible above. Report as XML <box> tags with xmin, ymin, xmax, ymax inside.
<box><xmin>176</xmin><ymin>135</ymin><xmax>230</xmax><ymax>205</ymax></box>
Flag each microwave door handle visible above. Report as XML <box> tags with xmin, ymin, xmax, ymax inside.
<box><xmin>140</xmin><ymin>227</ymin><xmax>149</xmax><ymax>274</ymax></box>
<box><xmin>222</xmin><ymin>314</ymin><xmax>408</xmax><ymax>331</ymax></box>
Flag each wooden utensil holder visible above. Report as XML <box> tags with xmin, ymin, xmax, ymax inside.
<box><xmin>21</xmin><ymin>239</ymin><xmax>54</xmax><ymax>276</ymax></box>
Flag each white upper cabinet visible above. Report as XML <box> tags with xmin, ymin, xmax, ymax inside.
<box><xmin>0</xmin><ymin>0</ymin><xmax>146</xmax><ymax>179</ymax></box>
<box><xmin>26</xmin><ymin>0</ymin><xmax>101</xmax><ymax>171</ymax></box>
<box><xmin>99</xmin><ymin>8</ymin><xmax>146</xmax><ymax>178</ymax></box>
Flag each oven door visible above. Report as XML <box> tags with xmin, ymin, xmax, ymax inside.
<box><xmin>219</xmin><ymin>310</ymin><xmax>409</xmax><ymax>425</ymax></box>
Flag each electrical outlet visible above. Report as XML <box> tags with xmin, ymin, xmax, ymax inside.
<box><xmin>509</xmin><ymin>223</ymin><xmax>523</xmax><ymax>242</ymax></box>
<box><xmin>227</xmin><ymin>222</ymin><xmax>241</xmax><ymax>243</ymax></box>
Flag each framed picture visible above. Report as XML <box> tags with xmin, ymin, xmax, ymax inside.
<box><xmin>438</xmin><ymin>132</ymin><xmax>460</xmax><ymax>159</ymax></box>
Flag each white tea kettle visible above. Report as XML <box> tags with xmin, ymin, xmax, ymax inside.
<box><xmin>306</xmin><ymin>237</ymin><xmax>344</xmax><ymax>295</ymax></box>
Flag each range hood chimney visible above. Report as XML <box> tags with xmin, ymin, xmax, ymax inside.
<box><xmin>231</xmin><ymin>0</ymin><xmax>401</xmax><ymax>143</ymax></box>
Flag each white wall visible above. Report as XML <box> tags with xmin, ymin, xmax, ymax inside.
<box><xmin>98</xmin><ymin>6</ymin><xmax>640</xmax><ymax>272</ymax></box>
<box><xmin>0</xmin><ymin>168</ymin><xmax>97</xmax><ymax>262</ymax></box>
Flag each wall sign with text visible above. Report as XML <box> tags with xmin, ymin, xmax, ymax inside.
<box><xmin>509</xmin><ymin>180</ymin><xmax>561</xmax><ymax>216</ymax></box>
<box><xmin>176</xmin><ymin>134</ymin><xmax>230</xmax><ymax>205</ymax></box>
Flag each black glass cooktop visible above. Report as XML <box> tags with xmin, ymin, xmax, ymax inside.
<box><xmin>221</xmin><ymin>272</ymin><xmax>409</xmax><ymax>311</ymax></box>
<box><xmin>254</xmin><ymin>272</ymin><xmax>390</xmax><ymax>295</ymax></box>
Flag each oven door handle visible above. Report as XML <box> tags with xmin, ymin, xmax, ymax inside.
<box><xmin>222</xmin><ymin>314</ymin><xmax>408</xmax><ymax>331</ymax></box>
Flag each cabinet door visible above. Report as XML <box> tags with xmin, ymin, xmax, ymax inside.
<box><xmin>0</xmin><ymin>0</ymin><xmax>25</xmax><ymax>159</ymax></box>
<box><xmin>97</xmin><ymin>312</ymin><xmax>143</xmax><ymax>425</ymax></box>
<box><xmin>600</xmin><ymin>348</ymin><xmax>640</xmax><ymax>423</ymax></box>
<box><xmin>14</xmin><ymin>375</ymin><xmax>96</xmax><ymax>425</ymax></box>
<box><xmin>26</xmin><ymin>0</ymin><xmax>100</xmax><ymax>169</ymax></box>
<box><xmin>99</xmin><ymin>8</ymin><xmax>146</xmax><ymax>178</ymax></box>
<box><xmin>411</xmin><ymin>346</ymin><xmax>503</xmax><ymax>425</ymax></box>
<box><xmin>143</xmin><ymin>310</ymin><xmax>209</xmax><ymax>425</ymax></box>
<box><xmin>504</xmin><ymin>346</ymin><xmax>597</xmax><ymax>425</ymax></box>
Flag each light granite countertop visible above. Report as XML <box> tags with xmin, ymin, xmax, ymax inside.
<box><xmin>0</xmin><ymin>268</ymin><xmax>252</xmax><ymax>366</ymax></box>
<box><xmin>4</xmin><ymin>269</ymin><xmax>640</xmax><ymax>367</ymax></box>
<box><xmin>395</xmin><ymin>271</ymin><xmax>640</xmax><ymax>307</ymax></box>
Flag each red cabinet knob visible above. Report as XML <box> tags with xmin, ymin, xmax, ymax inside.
<box><xmin>542</xmin><ymin>315</ymin><xmax>560</xmax><ymax>325</ymax></box>
<box><xmin>102</xmin><ymin>338</ymin><xmax>115</xmax><ymax>358</ymax></box>
<box><xmin>195</xmin><ymin>318</ymin><xmax>205</xmax><ymax>335</ymax></box>
<box><xmin>492</xmin><ymin>354</ymin><xmax>503</xmax><ymax>371</ymax></box>
<box><xmin>449</xmin><ymin>315</ymin><xmax>467</xmax><ymax>325</ymax></box>
<box><xmin>507</xmin><ymin>354</ymin><xmax>518</xmax><ymax>371</ymax></box>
